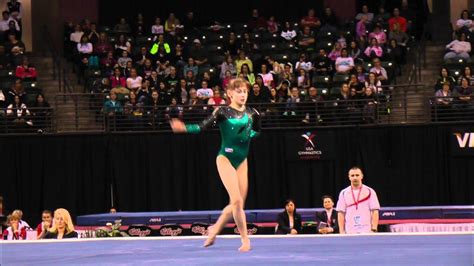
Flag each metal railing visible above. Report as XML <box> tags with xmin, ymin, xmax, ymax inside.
<box><xmin>429</xmin><ymin>96</ymin><xmax>474</xmax><ymax>122</ymax></box>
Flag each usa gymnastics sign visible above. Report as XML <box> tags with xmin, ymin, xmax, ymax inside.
<box><xmin>285</xmin><ymin>131</ymin><xmax>335</xmax><ymax>160</ymax></box>
<box><xmin>450</xmin><ymin>128</ymin><xmax>474</xmax><ymax>157</ymax></box>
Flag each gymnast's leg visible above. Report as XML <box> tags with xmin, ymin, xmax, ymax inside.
<box><xmin>204</xmin><ymin>159</ymin><xmax>249</xmax><ymax>248</ymax></box>
<box><xmin>204</xmin><ymin>155</ymin><xmax>250</xmax><ymax>251</ymax></box>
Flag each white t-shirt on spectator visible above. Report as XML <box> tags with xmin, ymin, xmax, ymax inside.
<box><xmin>456</xmin><ymin>19</ymin><xmax>473</xmax><ymax>30</ymax></box>
<box><xmin>77</xmin><ymin>43</ymin><xmax>93</xmax><ymax>54</ymax></box>
<box><xmin>295</xmin><ymin>61</ymin><xmax>313</xmax><ymax>72</ymax></box>
<box><xmin>127</xmin><ymin>76</ymin><xmax>143</xmax><ymax>89</ymax></box>
<box><xmin>70</xmin><ymin>31</ymin><xmax>84</xmax><ymax>43</ymax></box>
<box><xmin>197</xmin><ymin>88</ymin><xmax>214</xmax><ymax>98</ymax></box>
<box><xmin>0</xmin><ymin>18</ymin><xmax>20</xmax><ymax>31</ymax></box>
<box><xmin>260</xmin><ymin>72</ymin><xmax>274</xmax><ymax>88</ymax></box>
<box><xmin>281</xmin><ymin>30</ymin><xmax>297</xmax><ymax>41</ymax></box>
<box><xmin>151</xmin><ymin>25</ymin><xmax>164</xmax><ymax>34</ymax></box>
<box><xmin>336</xmin><ymin>57</ymin><xmax>355</xmax><ymax>72</ymax></box>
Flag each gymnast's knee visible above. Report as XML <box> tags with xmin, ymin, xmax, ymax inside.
<box><xmin>230</xmin><ymin>197</ymin><xmax>244</xmax><ymax>209</ymax></box>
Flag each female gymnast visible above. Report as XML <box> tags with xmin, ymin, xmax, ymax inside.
<box><xmin>170</xmin><ymin>78</ymin><xmax>260</xmax><ymax>252</ymax></box>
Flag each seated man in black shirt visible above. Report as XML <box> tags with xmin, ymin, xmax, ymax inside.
<box><xmin>315</xmin><ymin>195</ymin><xmax>339</xmax><ymax>234</ymax></box>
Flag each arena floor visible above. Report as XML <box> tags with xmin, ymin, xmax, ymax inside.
<box><xmin>1</xmin><ymin>232</ymin><xmax>472</xmax><ymax>265</ymax></box>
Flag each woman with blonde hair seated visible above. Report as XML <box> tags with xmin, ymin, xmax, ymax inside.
<box><xmin>44</xmin><ymin>208</ymin><xmax>78</xmax><ymax>239</ymax></box>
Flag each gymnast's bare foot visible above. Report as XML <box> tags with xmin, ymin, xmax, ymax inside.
<box><xmin>203</xmin><ymin>226</ymin><xmax>217</xmax><ymax>247</ymax></box>
<box><xmin>238</xmin><ymin>238</ymin><xmax>251</xmax><ymax>252</ymax></box>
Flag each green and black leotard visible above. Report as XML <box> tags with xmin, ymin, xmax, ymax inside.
<box><xmin>185</xmin><ymin>106</ymin><xmax>261</xmax><ymax>169</ymax></box>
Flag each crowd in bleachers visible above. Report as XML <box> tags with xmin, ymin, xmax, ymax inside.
<box><xmin>0</xmin><ymin>0</ymin><xmax>51</xmax><ymax>132</ymax></box>
<box><xmin>433</xmin><ymin>9</ymin><xmax>474</xmax><ymax>121</ymax></box>
<box><xmin>64</xmin><ymin>4</ymin><xmax>416</xmax><ymax>128</ymax></box>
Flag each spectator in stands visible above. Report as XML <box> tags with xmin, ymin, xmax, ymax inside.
<box><xmin>189</xmin><ymin>39</ymin><xmax>208</xmax><ymax>66</ymax></box>
<box><xmin>302</xmin><ymin>86</ymin><xmax>323</xmax><ymax>124</ymax></box>
<box><xmin>276</xmin><ymin>199</ymin><xmax>302</xmax><ymax>235</ymax></box>
<box><xmin>164</xmin><ymin>66</ymin><xmax>179</xmax><ymax>88</ymax></box>
<box><xmin>77</xmin><ymin>35</ymin><xmax>93</xmax><ymax>61</ymax></box>
<box><xmin>117</xmin><ymin>50</ymin><xmax>132</xmax><ymax>69</ymax></box>
<box><xmin>113</xmin><ymin>18</ymin><xmax>131</xmax><ymax>35</ymax></box>
<box><xmin>6</xmin><ymin>95</ymin><xmax>32</xmax><ymax>128</ymax></box>
<box><xmin>295</xmin><ymin>53</ymin><xmax>312</xmax><ymax>72</ymax></box>
<box><xmin>259</xmin><ymin>64</ymin><xmax>274</xmax><ymax>89</ymax></box>
<box><xmin>110</xmin><ymin>67</ymin><xmax>126</xmax><ymax>88</ymax></box>
<box><xmin>370</xmin><ymin>58</ymin><xmax>388</xmax><ymax>84</ymax></box>
<box><xmin>31</xmin><ymin>93</ymin><xmax>51</xmax><ymax>132</ymax></box>
<box><xmin>248</xmin><ymin>82</ymin><xmax>270</xmax><ymax>105</ymax></box>
<box><xmin>297</xmin><ymin>26</ymin><xmax>316</xmax><ymax>53</ymax></box>
<box><xmin>12</xmin><ymin>210</ymin><xmax>29</xmax><ymax>228</ymax></box>
<box><xmin>314</xmin><ymin>49</ymin><xmax>332</xmax><ymax>76</ymax></box>
<box><xmin>254</xmin><ymin>75</ymin><xmax>271</xmax><ymax>97</ymax></box>
<box><xmin>69</xmin><ymin>24</ymin><xmax>83</xmax><ymax>44</ymax></box>
<box><xmin>316</xmin><ymin>195</ymin><xmax>339</xmax><ymax>234</ymax></box>
<box><xmin>0</xmin><ymin>11</ymin><xmax>19</xmax><ymax>39</ymax></box>
<box><xmin>15</xmin><ymin>57</ymin><xmax>37</xmax><ymax>80</ymax></box>
<box><xmin>365</xmin><ymin>72</ymin><xmax>382</xmax><ymax>94</ymax></box>
<box><xmin>459</xmin><ymin>66</ymin><xmax>474</xmax><ymax>86</ymax></box>
<box><xmin>126</xmin><ymin>68</ymin><xmax>142</xmax><ymax>91</ymax></box>
<box><xmin>182</xmin><ymin>11</ymin><xmax>197</xmax><ymax>33</ymax></box>
<box><xmin>235</xmin><ymin>50</ymin><xmax>253</xmax><ymax>75</ymax></box>
<box><xmin>208</xmin><ymin>86</ymin><xmax>226</xmax><ymax>107</ymax></box>
<box><xmin>362</xmin><ymin>87</ymin><xmax>377</xmax><ymax>123</ymax></box>
<box><xmin>44</xmin><ymin>208</ymin><xmax>78</xmax><ymax>239</ymax></box>
<box><xmin>240</xmin><ymin>63</ymin><xmax>255</xmax><ymax>85</ymax></box>
<box><xmin>248</xmin><ymin>9</ymin><xmax>266</xmax><ymax>31</ymax></box>
<box><xmin>389</xmin><ymin>23</ymin><xmax>409</xmax><ymax>48</ymax></box>
<box><xmin>185</xmin><ymin>69</ymin><xmax>196</xmax><ymax>88</ymax></box>
<box><xmin>335</xmin><ymin>48</ymin><xmax>355</xmax><ymax>74</ymax></box>
<box><xmin>386</xmin><ymin>39</ymin><xmax>404</xmax><ymax>75</ymax></box>
<box><xmin>348</xmin><ymin>40</ymin><xmax>363</xmax><ymax>64</ymax></box>
<box><xmin>321</xmin><ymin>7</ymin><xmax>339</xmax><ymax>33</ymax></box>
<box><xmin>140</xmin><ymin>59</ymin><xmax>154</xmax><ymax>79</ymax></box>
<box><xmin>280</xmin><ymin>63</ymin><xmax>295</xmax><ymax>86</ymax></box>
<box><xmin>241</xmin><ymin>32</ymin><xmax>258</xmax><ymax>54</ymax></box>
<box><xmin>435</xmin><ymin>82</ymin><xmax>454</xmax><ymax>106</ymax></box>
<box><xmin>145</xmin><ymin>89</ymin><xmax>164</xmax><ymax>126</ymax></box>
<box><xmin>348</xmin><ymin>73</ymin><xmax>365</xmax><ymax>99</ymax></box>
<box><xmin>114</xmin><ymin>34</ymin><xmax>131</xmax><ymax>54</ymax></box>
<box><xmin>103</xmin><ymin>91</ymin><xmax>124</xmax><ymax>116</ymax></box>
<box><xmin>280</xmin><ymin>21</ymin><xmax>297</xmax><ymax>43</ymax></box>
<box><xmin>454</xmin><ymin>77</ymin><xmax>473</xmax><ymax>110</ymax></box>
<box><xmin>151</xmin><ymin>17</ymin><xmax>164</xmax><ymax>36</ymax></box>
<box><xmin>388</xmin><ymin>8</ymin><xmax>407</xmax><ymax>33</ymax></box>
<box><xmin>171</xmin><ymin>43</ymin><xmax>186</xmax><ymax>72</ymax></box>
<box><xmin>133</xmin><ymin>13</ymin><xmax>146</xmax><ymax>37</ymax></box>
<box><xmin>124</xmin><ymin>90</ymin><xmax>144</xmax><ymax>118</ymax></box>
<box><xmin>222</xmin><ymin>70</ymin><xmax>233</xmax><ymax>89</ymax></box>
<box><xmin>368</xmin><ymin>24</ymin><xmax>387</xmax><ymax>45</ymax></box>
<box><xmin>164</xmin><ymin>13</ymin><xmax>181</xmax><ymax>36</ymax></box>
<box><xmin>284</xmin><ymin>87</ymin><xmax>300</xmax><ymax>116</ymax></box>
<box><xmin>183</xmin><ymin>57</ymin><xmax>198</xmax><ymax>77</ymax></box>
<box><xmin>222</xmin><ymin>32</ymin><xmax>238</xmax><ymax>57</ymax></box>
<box><xmin>364</xmin><ymin>38</ymin><xmax>383</xmax><ymax>59</ymax></box>
<box><xmin>267</xmin><ymin>15</ymin><xmax>279</xmax><ymax>34</ymax></box>
<box><xmin>400</xmin><ymin>0</ymin><xmax>415</xmax><ymax>31</ymax></box>
<box><xmin>94</xmin><ymin>33</ymin><xmax>113</xmax><ymax>57</ymax></box>
<box><xmin>220</xmin><ymin>55</ymin><xmax>236</xmax><ymax>81</ymax></box>
<box><xmin>150</xmin><ymin>34</ymin><xmax>171</xmax><ymax>56</ymax></box>
<box><xmin>434</xmin><ymin>67</ymin><xmax>456</xmax><ymax>91</ymax></box>
<box><xmin>5</xmin><ymin>32</ymin><xmax>24</xmax><ymax>55</ymax></box>
<box><xmin>176</xmin><ymin>79</ymin><xmax>188</xmax><ymax>104</ymax></box>
<box><xmin>3</xmin><ymin>213</ymin><xmax>26</xmax><ymax>240</ymax></box>
<box><xmin>0</xmin><ymin>45</ymin><xmax>10</xmax><ymax>69</ymax></box>
<box><xmin>7</xmin><ymin>79</ymin><xmax>25</xmax><ymax>104</ymax></box>
<box><xmin>87</xmin><ymin>23</ymin><xmax>99</xmax><ymax>44</ymax></box>
<box><xmin>455</xmin><ymin>10</ymin><xmax>474</xmax><ymax>35</ymax></box>
<box><xmin>165</xmin><ymin>97</ymin><xmax>183</xmax><ymax>121</ymax></box>
<box><xmin>196</xmin><ymin>80</ymin><xmax>213</xmax><ymax>102</ymax></box>
<box><xmin>356</xmin><ymin>65</ymin><xmax>368</xmax><ymax>83</ymax></box>
<box><xmin>356</xmin><ymin>15</ymin><xmax>368</xmax><ymax>46</ymax></box>
<box><xmin>300</xmin><ymin>8</ymin><xmax>321</xmax><ymax>30</ymax></box>
<box><xmin>444</xmin><ymin>33</ymin><xmax>471</xmax><ymax>62</ymax></box>
<box><xmin>355</xmin><ymin>5</ymin><xmax>374</xmax><ymax>25</ymax></box>
<box><xmin>36</xmin><ymin>210</ymin><xmax>53</xmax><ymax>239</ymax></box>
<box><xmin>296</xmin><ymin>69</ymin><xmax>310</xmax><ymax>90</ymax></box>
<box><xmin>134</xmin><ymin>46</ymin><xmax>149</xmax><ymax>67</ymax></box>
<box><xmin>374</xmin><ymin>6</ymin><xmax>390</xmax><ymax>25</ymax></box>
<box><xmin>328</xmin><ymin>42</ymin><xmax>342</xmax><ymax>61</ymax></box>
<box><xmin>137</xmin><ymin>79</ymin><xmax>152</xmax><ymax>103</ymax></box>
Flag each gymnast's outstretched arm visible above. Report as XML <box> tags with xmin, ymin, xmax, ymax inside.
<box><xmin>171</xmin><ymin>108</ymin><xmax>222</xmax><ymax>133</ymax></box>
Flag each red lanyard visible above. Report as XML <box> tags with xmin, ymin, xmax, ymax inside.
<box><xmin>351</xmin><ymin>185</ymin><xmax>363</xmax><ymax>210</ymax></box>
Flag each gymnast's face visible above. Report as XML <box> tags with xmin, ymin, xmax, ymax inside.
<box><xmin>349</xmin><ymin>169</ymin><xmax>363</xmax><ymax>187</ymax></box>
<box><xmin>230</xmin><ymin>85</ymin><xmax>248</xmax><ymax>106</ymax></box>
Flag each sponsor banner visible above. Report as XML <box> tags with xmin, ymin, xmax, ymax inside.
<box><xmin>285</xmin><ymin>131</ymin><xmax>335</xmax><ymax>160</ymax></box>
<box><xmin>127</xmin><ymin>225</ymin><xmax>154</xmax><ymax>237</ymax></box>
<box><xmin>450</xmin><ymin>128</ymin><xmax>474</xmax><ymax>157</ymax></box>
<box><xmin>233</xmin><ymin>223</ymin><xmax>259</xmax><ymax>235</ymax></box>
<box><xmin>159</xmin><ymin>224</ymin><xmax>184</xmax><ymax>236</ymax></box>
<box><xmin>190</xmin><ymin>223</ymin><xmax>209</xmax><ymax>236</ymax></box>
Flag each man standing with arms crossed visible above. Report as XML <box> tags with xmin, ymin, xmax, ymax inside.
<box><xmin>336</xmin><ymin>166</ymin><xmax>380</xmax><ymax>234</ymax></box>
